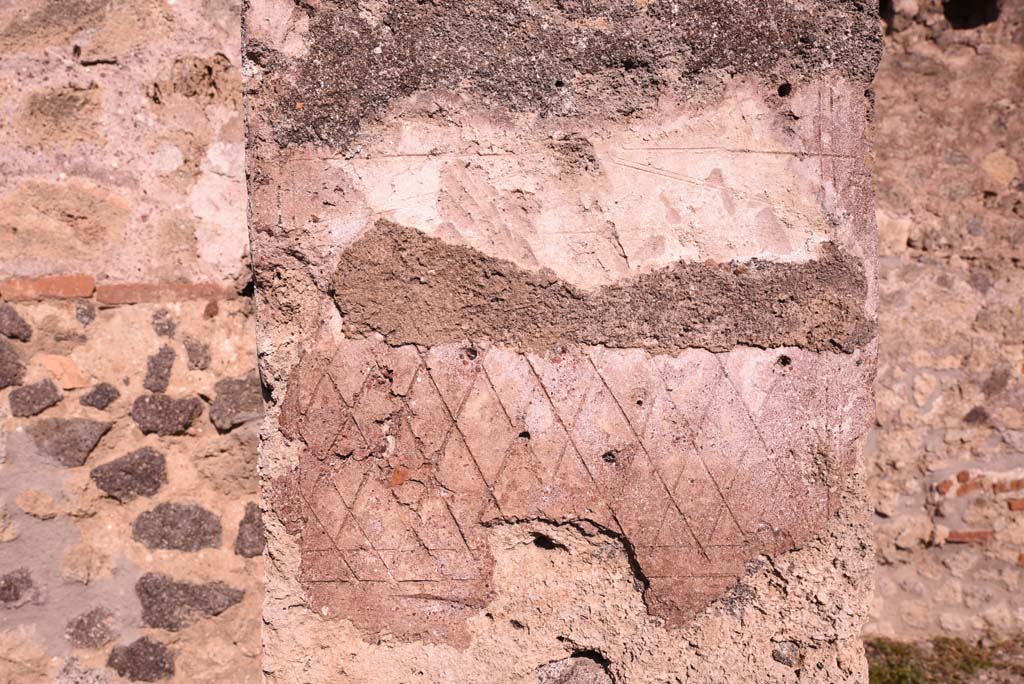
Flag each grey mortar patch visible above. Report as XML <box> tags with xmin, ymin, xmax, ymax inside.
<box><xmin>254</xmin><ymin>0</ymin><xmax>881</xmax><ymax>149</ymax></box>
<box><xmin>331</xmin><ymin>221</ymin><xmax>873</xmax><ymax>354</ymax></box>
<box><xmin>135</xmin><ymin>573</ymin><xmax>244</xmax><ymax>631</ymax></box>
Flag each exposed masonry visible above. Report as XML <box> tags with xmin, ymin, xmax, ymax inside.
<box><xmin>272</xmin><ymin>333</ymin><xmax>871</xmax><ymax>644</ymax></box>
<box><xmin>332</xmin><ymin>221</ymin><xmax>873</xmax><ymax>355</ymax></box>
<box><xmin>255</xmin><ymin>0</ymin><xmax>881</xmax><ymax>148</ymax></box>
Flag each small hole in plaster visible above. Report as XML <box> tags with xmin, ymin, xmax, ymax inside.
<box><xmin>943</xmin><ymin>0</ymin><xmax>1000</xmax><ymax>29</ymax></box>
<box><xmin>555</xmin><ymin>79</ymin><xmax>565</xmax><ymax>87</ymax></box>
<box><xmin>777</xmin><ymin>82</ymin><xmax>792</xmax><ymax>97</ymax></box>
<box><xmin>464</xmin><ymin>346</ymin><xmax>478</xmax><ymax>360</ymax></box>
<box><xmin>635</xmin><ymin>399</ymin><xmax>644</xmax><ymax>406</ymax></box>
<box><xmin>777</xmin><ymin>355</ymin><xmax>792</xmax><ymax>367</ymax></box>
<box><xmin>510</xmin><ymin>619</ymin><xmax>525</xmax><ymax>630</ymax></box>
<box><xmin>601</xmin><ymin>450</ymin><xmax>618</xmax><ymax>464</ymax></box>
<box><xmin>519</xmin><ymin>431</ymin><xmax>531</xmax><ymax>440</ymax></box>
<box><xmin>532</xmin><ymin>533</ymin><xmax>567</xmax><ymax>550</ymax></box>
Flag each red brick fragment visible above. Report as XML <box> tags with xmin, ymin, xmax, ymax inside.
<box><xmin>956</xmin><ymin>481</ymin><xmax>983</xmax><ymax>497</ymax></box>
<box><xmin>95</xmin><ymin>282</ymin><xmax>230</xmax><ymax>305</ymax></box>
<box><xmin>1019</xmin><ymin>553</ymin><xmax>1024</xmax><ymax>567</ymax></box>
<box><xmin>0</xmin><ymin>275</ymin><xmax>95</xmax><ymax>301</ymax></box>
<box><xmin>946</xmin><ymin>530</ymin><xmax>995</xmax><ymax>544</ymax></box>
<box><xmin>936</xmin><ymin>480</ymin><xmax>953</xmax><ymax>495</ymax></box>
<box><xmin>956</xmin><ymin>470</ymin><xmax>971</xmax><ymax>483</ymax></box>
<box><xmin>1008</xmin><ymin>499</ymin><xmax>1024</xmax><ymax>512</ymax></box>
<box><xmin>994</xmin><ymin>479</ymin><xmax>1024</xmax><ymax>494</ymax></box>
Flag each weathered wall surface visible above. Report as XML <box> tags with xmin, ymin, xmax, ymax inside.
<box><xmin>867</xmin><ymin>0</ymin><xmax>1024</xmax><ymax>640</ymax></box>
<box><xmin>246</xmin><ymin>2</ymin><xmax>881</xmax><ymax>682</ymax></box>
<box><xmin>0</xmin><ymin>2</ymin><xmax>262</xmax><ymax>683</ymax></box>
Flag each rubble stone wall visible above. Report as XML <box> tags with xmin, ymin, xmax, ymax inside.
<box><xmin>0</xmin><ymin>2</ymin><xmax>262</xmax><ymax>683</ymax></box>
<box><xmin>867</xmin><ymin>0</ymin><xmax>1024</xmax><ymax>640</ymax></box>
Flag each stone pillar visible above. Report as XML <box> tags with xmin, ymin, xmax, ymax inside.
<box><xmin>244</xmin><ymin>2</ymin><xmax>881</xmax><ymax>682</ymax></box>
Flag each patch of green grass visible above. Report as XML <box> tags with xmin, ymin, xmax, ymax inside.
<box><xmin>867</xmin><ymin>636</ymin><xmax>1024</xmax><ymax>684</ymax></box>
<box><xmin>867</xmin><ymin>639</ymin><xmax>925</xmax><ymax>684</ymax></box>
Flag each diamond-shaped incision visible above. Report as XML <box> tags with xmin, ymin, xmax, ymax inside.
<box><xmin>456</xmin><ymin>372</ymin><xmax>517</xmax><ymax>486</ymax></box>
<box><xmin>482</xmin><ymin>348</ymin><xmax>570</xmax><ymax>473</ymax></box>
<box><xmin>543</xmin><ymin>442</ymin><xmax>617</xmax><ymax>528</ymax></box>
<box><xmin>299</xmin><ymin>501</ymin><xmax>336</xmax><ymax>552</ymax></box>
<box><xmin>331</xmin><ymin>416</ymin><xmax>371</xmax><ymax>460</ymax></box>
<box><xmin>569</xmin><ymin>373</ymin><xmax>638</xmax><ymax>489</ymax></box>
<box><xmin>639</xmin><ymin>388</ymin><xmax>693</xmax><ymax>489</ymax></box>
<box><xmin>299</xmin><ymin>375</ymin><xmax>350</xmax><ymax>459</ymax></box>
<box><xmin>491</xmin><ymin>439</ymin><xmax>547</xmax><ymax>518</ymax></box>
<box><xmin>327</xmin><ymin>337</ymin><xmax>378</xmax><ymax>406</ymax></box>
<box><xmin>306</xmin><ymin>475</ymin><xmax>350</xmax><ymax>541</ymax></box>
<box><xmin>526</xmin><ymin>349</ymin><xmax>596</xmax><ymax>426</ymax></box>
<box><xmin>300</xmin><ymin>548</ymin><xmax>355</xmax><ymax>582</ymax></box>
<box><xmin>588</xmin><ymin>347</ymin><xmax>662</xmax><ymax>437</ymax></box>
<box><xmin>350</xmin><ymin>471</ymin><xmax>422</xmax><ymax>553</ymax></box>
<box><xmin>436</xmin><ymin>434</ymin><xmax>495</xmax><ymax>542</ymax></box>
<box><xmin>691</xmin><ymin>376</ymin><xmax>771</xmax><ymax>507</ymax></box>
<box><xmin>651</xmin><ymin>349</ymin><xmax>723</xmax><ymax>424</ymax></box>
<box><xmin>721</xmin><ymin>346</ymin><xmax>788</xmax><ymax>420</ymax></box>
<box><xmin>328</xmin><ymin>457</ymin><xmax>371</xmax><ymax>509</ymax></box>
<box><xmin>350</xmin><ymin>367</ymin><xmax>401</xmax><ymax>453</ymax></box>
<box><xmin>373</xmin><ymin>343</ymin><xmax>423</xmax><ymax>397</ymax></box>
<box><xmin>424</xmin><ymin>344</ymin><xmax>485</xmax><ymax>411</ymax></box>
<box><xmin>344</xmin><ymin>548</ymin><xmax>391</xmax><ymax>581</ymax></box>
<box><xmin>408</xmin><ymin>495</ymin><xmax>469</xmax><ymax>552</ymax></box>
<box><xmin>407</xmin><ymin>367</ymin><xmax>454</xmax><ymax>457</ymax></box>
<box><xmin>671</xmin><ymin>453</ymin><xmax>738</xmax><ymax>546</ymax></box>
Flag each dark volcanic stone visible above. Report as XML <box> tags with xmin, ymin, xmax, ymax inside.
<box><xmin>132</xmin><ymin>502</ymin><xmax>222</xmax><ymax>551</ymax></box>
<box><xmin>0</xmin><ymin>338</ymin><xmax>24</xmax><ymax>389</ymax></box>
<box><xmin>9</xmin><ymin>378</ymin><xmax>62</xmax><ymax>417</ymax></box>
<box><xmin>772</xmin><ymin>641</ymin><xmax>802</xmax><ymax>668</ymax></box>
<box><xmin>143</xmin><ymin>346</ymin><xmax>176</xmax><ymax>393</ymax></box>
<box><xmin>75</xmin><ymin>300</ymin><xmax>96</xmax><ymax>326</ymax></box>
<box><xmin>80</xmin><ymin>382</ymin><xmax>120</xmax><ymax>410</ymax></box>
<box><xmin>183</xmin><ymin>336</ymin><xmax>210</xmax><ymax>370</ymax></box>
<box><xmin>136</xmin><ymin>573</ymin><xmax>244</xmax><ymax>631</ymax></box>
<box><xmin>0</xmin><ymin>568</ymin><xmax>35</xmax><ymax>607</ymax></box>
<box><xmin>536</xmin><ymin>656</ymin><xmax>612</xmax><ymax>684</ymax></box>
<box><xmin>27</xmin><ymin>418</ymin><xmax>112</xmax><ymax>467</ymax></box>
<box><xmin>107</xmin><ymin>637</ymin><xmax>174</xmax><ymax>682</ymax></box>
<box><xmin>209</xmin><ymin>372</ymin><xmax>264</xmax><ymax>432</ymax></box>
<box><xmin>234</xmin><ymin>502</ymin><xmax>265</xmax><ymax>558</ymax></box>
<box><xmin>55</xmin><ymin>658</ymin><xmax>109</xmax><ymax>684</ymax></box>
<box><xmin>131</xmin><ymin>394</ymin><xmax>203</xmax><ymax>435</ymax></box>
<box><xmin>151</xmin><ymin>309</ymin><xmax>176</xmax><ymax>337</ymax></box>
<box><xmin>66</xmin><ymin>607</ymin><xmax>116</xmax><ymax>648</ymax></box>
<box><xmin>90</xmin><ymin>448</ymin><xmax>167</xmax><ymax>502</ymax></box>
<box><xmin>0</xmin><ymin>303</ymin><xmax>31</xmax><ymax>341</ymax></box>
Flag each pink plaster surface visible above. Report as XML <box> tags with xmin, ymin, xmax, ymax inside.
<box><xmin>275</xmin><ymin>334</ymin><xmax>872</xmax><ymax>642</ymax></box>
